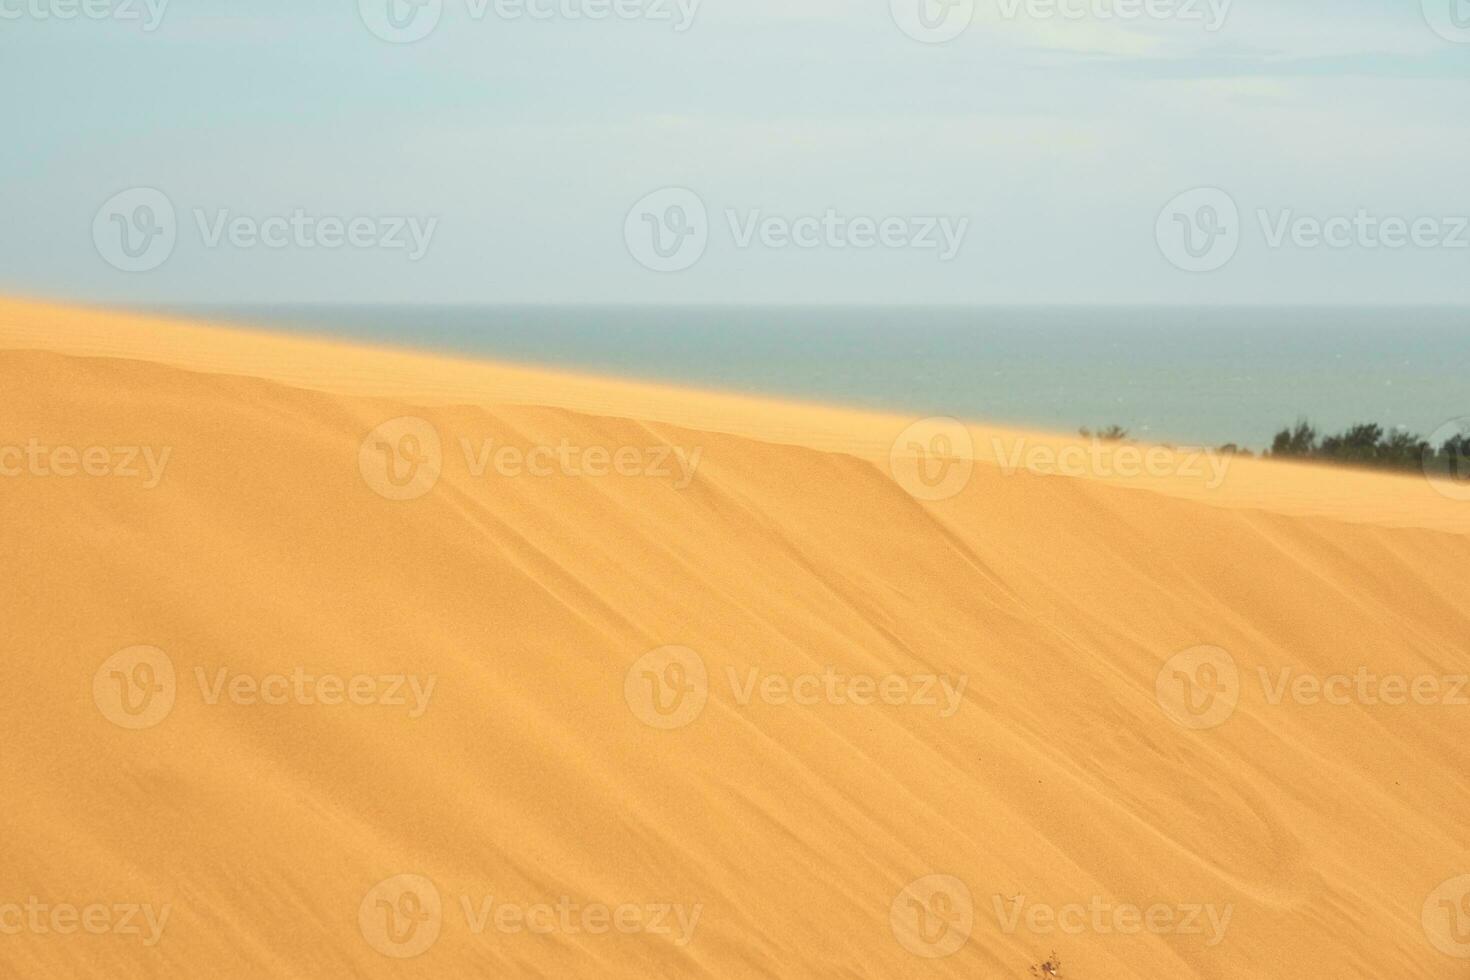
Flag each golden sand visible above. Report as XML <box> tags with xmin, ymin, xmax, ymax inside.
<box><xmin>1</xmin><ymin>296</ymin><xmax>1467</xmax><ymax>977</ymax></box>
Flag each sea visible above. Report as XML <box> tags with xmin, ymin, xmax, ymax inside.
<box><xmin>171</xmin><ymin>305</ymin><xmax>1470</xmax><ymax>451</ymax></box>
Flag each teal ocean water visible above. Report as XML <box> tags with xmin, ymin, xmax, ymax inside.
<box><xmin>175</xmin><ymin>305</ymin><xmax>1470</xmax><ymax>451</ymax></box>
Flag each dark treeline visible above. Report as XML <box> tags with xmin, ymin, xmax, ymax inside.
<box><xmin>1083</xmin><ymin>421</ymin><xmax>1469</xmax><ymax>475</ymax></box>
<box><xmin>1260</xmin><ymin>421</ymin><xmax>1468</xmax><ymax>475</ymax></box>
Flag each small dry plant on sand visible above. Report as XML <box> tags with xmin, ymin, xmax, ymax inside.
<box><xmin>1030</xmin><ymin>951</ymin><xmax>1063</xmax><ymax>978</ymax></box>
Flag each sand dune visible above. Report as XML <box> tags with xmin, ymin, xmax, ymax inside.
<box><xmin>1</xmin><ymin>297</ymin><xmax>1468</xmax><ymax>978</ymax></box>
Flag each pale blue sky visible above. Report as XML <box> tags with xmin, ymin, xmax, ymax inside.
<box><xmin>3</xmin><ymin>0</ymin><xmax>1469</xmax><ymax>303</ymax></box>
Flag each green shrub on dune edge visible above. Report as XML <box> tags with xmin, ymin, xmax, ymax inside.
<box><xmin>1265</xmin><ymin>419</ymin><xmax>1470</xmax><ymax>475</ymax></box>
<box><xmin>1080</xmin><ymin>420</ymin><xmax>1469</xmax><ymax>474</ymax></box>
